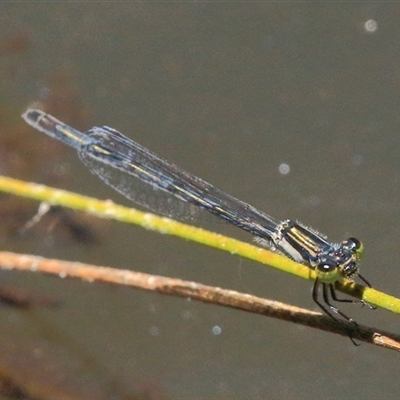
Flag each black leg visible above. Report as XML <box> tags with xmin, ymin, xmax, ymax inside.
<box><xmin>312</xmin><ymin>278</ymin><xmax>337</xmax><ymax>321</ymax></box>
<box><xmin>358</xmin><ymin>273</ymin><xmax>371</xmax><ymax>287</ymax></box>
<box><xmin>357</xmin><ymin>274</ymin><xmax>377</xmax><ymax>310</ymax></box>
<box><xmin>329</xmin><ymin>284</ymin><xmax>363</xmax><ymax>304</ymax></box>
<box><xmin>312</xmin><ymin>279</ymin><xmax>360</xmax><ymax>346</ymax></box>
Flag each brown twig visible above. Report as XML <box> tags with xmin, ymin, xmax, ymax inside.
<box><xmin>0</xmin><ymin>250</ymin><xmax>398</xmax><ymax>351</ymax></box>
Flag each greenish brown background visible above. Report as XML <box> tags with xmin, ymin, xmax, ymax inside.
<box><xmin>0</xmin><ymin>3</ymin><xmax>399</xmax><ymax>399</ymax></box>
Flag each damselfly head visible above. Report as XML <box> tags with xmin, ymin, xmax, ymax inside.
<box><xmin>336</xmin><ymin>237</ymin><xmax>363</xmax><ymax>278</ymax></box>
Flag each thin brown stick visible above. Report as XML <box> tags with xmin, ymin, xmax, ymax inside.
<box><xmin>0</xmin><ymin>251</ymin><xmax>398</xmax><ymax>350</ymax></box>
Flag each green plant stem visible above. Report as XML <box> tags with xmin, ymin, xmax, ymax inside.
<box><xmin>0</xmin><ymin>175</ymin><xmax>398</xmax><ymax>315</ymax></box>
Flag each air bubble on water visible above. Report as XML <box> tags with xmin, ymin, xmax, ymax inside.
<box><xmin>212</xmin><ymin>325</ymin><xmax>222</xmax><ymax>335</ymax></box>
<box><xmin>278</xmin><ymin>163</ymin><xmax>290</xmax><ymax>175</ymax></box>
<box><xmin>364</xmin><ymin>19</ymin><xmax>378</xmax><ymax>33</ymax></box>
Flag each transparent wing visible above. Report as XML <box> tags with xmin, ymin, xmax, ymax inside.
<box><xmin>78</xmin><ymin>126</ymin><xmax>281</xmax><ymax>240</ymax></box>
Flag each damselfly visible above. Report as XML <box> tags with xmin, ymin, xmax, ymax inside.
<box><xmin>22</xmin><ymin>109</ymin><xmax>373</xmax><ymax>329</ymax></box>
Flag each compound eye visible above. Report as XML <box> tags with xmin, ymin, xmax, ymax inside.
<box><xmin>316</xmin><ymin>261</ymin><xmax>340</xmax><ymax>284</ymax></box>
<box><xmin>317</xmin><ymin>262</ymin><xmax>336</xmax><ymax>273</ymax></box>
<box><xmin>343</xmin><ymin>237</ymin><xmax>364</xmax><ymax>259</ymax></box>
<box><xmin>349</xmin><ymin>238</ymin><xmax>364</xmax><ymax>259</ymax></box>
<box><xmin>347</xmin><ymin>237</ymin><xmax>360</xmax><ymax>249</ymax></box>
